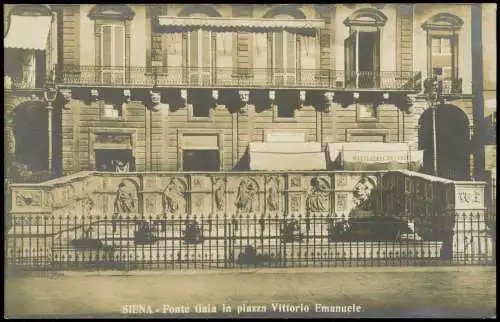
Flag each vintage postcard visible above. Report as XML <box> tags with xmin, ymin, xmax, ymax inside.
<box><xmin>4</xmin><ymin>3</ymin><xmax>496</xmax><ymax>318</ymax></box>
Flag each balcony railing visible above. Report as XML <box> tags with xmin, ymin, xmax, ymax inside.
<box><xmin>440</xmin><ymin>77</ymin><xmax>463</xmax><ymax>95</ymax></box>
<box><xmin>5</xmin><ymin>70</ymin><xmax>46</xmax><ymax>90</ymax></box>
<box><xmin>59</xmin><ymin>65</ymin><xmax>422</xmax><ymax>91</ymax></box>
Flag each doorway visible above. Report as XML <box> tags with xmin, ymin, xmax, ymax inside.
<box><xmin>418</xmin><ymin>104</ymin><xmax>470</xmax><ymax>180</ymax></box>
<box><xmin>13</xmin><ymin>102</ymin><xmax>49</xmax><ymax>172</ymax></box>
<box><xmin>183</xmin><ymin>149</ymin><xmax>220</xmax><ymax>171</ymax></box>
<box><xmin>345</xmin><ymin>30</ymin><xmax>380</xmax><ymax>88</ymax></box>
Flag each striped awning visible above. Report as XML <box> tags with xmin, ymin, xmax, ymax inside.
<box><xmin>248</xmin><ymin>142</ymin><xmax>326</xmax><ymax>171</ymax></box>
<box><xmin>4</xmin><ymin>15</ymin><xmax>52</xmax><ymax>51</ymax></box>
<box><xmin>157</xmin><ymin>16</ymin><xmax>325</xmax><ymax>31</ymax></box>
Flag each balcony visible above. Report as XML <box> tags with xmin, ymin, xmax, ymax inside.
<box><xmin>58</xmin><ymin>65</ymin><xmax>422</xmax><ymax>92</ymax></box>
<box><xmin>4</xmin><ymin>68</ymin><xmax>48</xmax><ymax>91</ymax></box>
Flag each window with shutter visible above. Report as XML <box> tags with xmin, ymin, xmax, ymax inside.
<box><xmin>188</xmin><ymin>29</ymin><xmax>211</xmax><ymax>85</ymax></box>
<box><xmin>100</xmin><ymin>24</ymin><xmax>125</xmax><ymax>85</ymax></box>
<box><xmin>423</xmin><ymin>13</ymin><xmax>463</xmax><ymax>94</ymax></box>
<box><xmin>273</xmin><ymin>31</ymin><xmax>297</xmax><ymax>86</ymax></box>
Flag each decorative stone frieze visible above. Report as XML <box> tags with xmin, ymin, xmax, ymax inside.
<box><xmin>59</xmin><ymin>88</ymin><xmax>72</xmax><ymax>109</ymax></box>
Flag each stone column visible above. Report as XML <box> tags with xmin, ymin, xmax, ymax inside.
<box><xmin>407</xmin><ymin>97</ymin><xmax>428</xmax><ymax>151</ymax></box>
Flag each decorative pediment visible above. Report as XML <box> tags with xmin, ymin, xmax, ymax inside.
<box><xmin>88</xmin><ymin>4</ymin><xmax>135</xmax><ymax>21</ymax></box>
<box><xmin>263</xmin><ymin>5</ymin><xmax>306</xmax><ymax>19</ymax></box>
<box><xmin>9</xmin><ymin>4</ymin><xmax>53</xmax><ymax>17</ymax></box>
<box><xmin>343</xmin><ymin>8</ymin><xmax>388</xmax><ymax>27</ymax></box>
<box><xmin>178</xmin><ymin>5</ymin><xmax>222</xmax><ymax>17</ymax></box>
<box><xmin>422</xmin><ymin>13</ymin><xmax>464</xmax><ymax>31</ymax></box>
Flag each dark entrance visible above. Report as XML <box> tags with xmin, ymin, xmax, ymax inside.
<box><xmin>95</xmin><ymin>149</ymin><xmax>135</xmax><ymax>172</ymax></box>
<box><xmin>418</xmin><ymin>104</ymin><xmax>470</xmax><ymax>180</ymax></box>
<box><xmin>183</xmin><ymin>149</ymin><xmax>220</xmax><ymax>171</ymax></box>
<box><xmin>344</xmin><ymin>30</ymin><xmax>381</xmax><ymax>88</ymax></box>
<box><xmin>13</xmin><ymin>102</ymin><xmax>49</xmax><ymax>172</ymax></box>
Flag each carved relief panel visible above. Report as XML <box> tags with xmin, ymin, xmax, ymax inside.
<box><xmin>265</xmin><ymin>176</ymin><xmax>282</xmax><ymax>213</ymax></box>
<box><xmin>305</xmin><ymin>176</ymin><xmax>331</xmax><ymax>213</ymax></box>
<box><xmin>112</xmin><ymin>179</ymin><xmax>139</xmax><ymax>215</ymax></box>
<box><xmin>163</xmin><ymin>177</ymin><xmax>188</xmax><ymax>215</ymax></box>
<box><xmin>234</xmin><ymin>177</ymin><xmax>261</xmax><ymax>214</ymax></box>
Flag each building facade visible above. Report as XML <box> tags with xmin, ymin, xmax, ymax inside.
<box><xmin>4</xmin><ymin>4</ymin><xmax>482</xmax><ymax>180</ymax></box>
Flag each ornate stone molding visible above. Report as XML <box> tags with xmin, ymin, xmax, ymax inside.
<box><xmin>268</xmin><ymin>90</ymin><xmax>276</xmax><ymax>109</ymax></box>
<box><xmin>90</xmin><ymin>89</ymin><xmax>99</xmax><ymax>102</ymax></box>
<box><xmin>149</xmin><ymin>90</ymin><xmax>164</xmax><ymax>112</ymax></box>
<box><xmin>298</xmin><ymin>90</ymin><xmax>306</xmax><ymax>109</ymax></box>
<box><xmin>211</xmin><ymin>90</ymin><xmax>219</xmax><ymax>109</ymax></box>
<box><xmin>323</xmin><ymin>92</ymin><xmax>334</xmax><ymax>113</ymax></box>
<box><xmin>353</xmin><ymin>92</ymin><xmax>360</xmax><ymax>102</ymax></box>
<box><xmin>381</xmin><ymin>92</ymin><xmax>390</xmax><ymax>104</ymax></box>
<box><xmin>239</xmin><ymin>90</ymin><xmax>250</xmax><ymax>114</ymax></box>
<box><xmin>59</xmin><ymin>88</ymin><xmax>72</xmax><ymax>109</ymax></box>
<box><xmin>123</xmin><ymin>89</ymin><xmax>131</xmax><ymax>103</ymax></box>
<box><xmin>180</xmin><ymin>89</ymin><xmax>188</xmax><ymax>108</ymax></box>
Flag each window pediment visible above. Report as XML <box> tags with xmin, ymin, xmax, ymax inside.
<box><xmin>422</xmin><ymin>13</ymin><xmax>464</xmax><ymax>31</ymax></box>
<box><xmin>9</xmin><ymin>4</ymin><xmax>52</xmax><ymax>17</ymax></box>
<box><xmin>344</xmin><ymin>8</ymin><xmax>388</xmax><ymax>27</ymax></box>
<box><xmin>263</xmin><ymin>5</ymin><xmax>306</xmax><ymax>19</ymax></box>
<box><xmin>88</xmin><ymin>5</ymin><xmax>135</xmax><ymax>21</ymax></box>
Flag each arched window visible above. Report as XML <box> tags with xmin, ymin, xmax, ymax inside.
<box><xmin>88</xmin><ymin>5</ymin><xmax>135</xmax><ymax>85</ymax></box>
<box><xmin>343</xmin><ymin>8</ymin><xmax>388</xmax><ymax>88</ymax></box>
<box><xmin>422</xmin><ymin>13</ymin><xmax>463</xmax><ymax>93</ymax></box>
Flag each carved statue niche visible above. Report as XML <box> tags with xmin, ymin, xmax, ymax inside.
<box><xmin>113</xmin><ymin>180</ymin><xmax>138</xmax><ymax>214</ymax></box>
<box><xmin>305</xmin><ymin>177</ymin><xmax>330</xmax><ymax>212</ymax></box>
<box><xmin>163</xmin><ymin>177</ymin><xmax>187</xmax><ymax>215</ymax></box>
<box><xmin>266</xmin><ymin>176</ymin><xmax>280</xmax><ymax>212</ymax></box>
<box><xmin>235</xmin><ymin>177</ymin><xmax>259</xmax><ymax>213</ymax></box>
<box><xmin>212</xmin><ymin>176</ymin><xmax>226</xmax><ymax>212</ymax></box>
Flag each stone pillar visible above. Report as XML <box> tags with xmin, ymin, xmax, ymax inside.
<box><xmin>406</xmin><ymin>97</ymin><xmax>428</xmax><ymax>151</ymax></box>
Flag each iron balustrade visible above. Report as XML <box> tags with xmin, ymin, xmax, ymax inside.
<box><xmin>5</xmin><ymin>210</ymin><xmax>495</xmax><ymax>270</ymax></box>
<box><xmin>58</xmin><ymin>65</ymin><xmax>423</xmax><ymax>91</ymax></box>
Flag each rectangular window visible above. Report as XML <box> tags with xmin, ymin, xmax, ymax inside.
<box><xmin>273</xmin><ymin>31</ymin><xmax>297</xmax><ymax>86</ymax></box>
<box><xmin>431</xmin><ymin>37</ymin><xmax>452</xmax><ymax>55</ymax></box>
<box><xmin>182</xmin><ymin>149</ymin><xmax>220</xmax><ymax>171</ymax></box>
<box><xmin>188</xmin><ymin>29</ymin><xmax>211</xmax><ymax>85</ymax></box>
<box><xmin>344</xmin><ymin>30</ymin><xmax>381</xmax><ymax>88</ymax></box>
<box><xmin>100</xmin><ymin>24</ymin><xmax>125</xmax><ymax>84</ymax></box>
<box><xmin>430</xmin><ymin>36</ymin><xmax>455</xmax><ymax>83</ymax></box>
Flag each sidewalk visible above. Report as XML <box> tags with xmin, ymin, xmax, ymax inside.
<box><xmin>5</xmin><ymin>266</ymin><xmax>496</xmax><ymax>318</ymax></box>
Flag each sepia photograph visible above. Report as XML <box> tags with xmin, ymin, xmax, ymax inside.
<box><xmin>3</xmin><ymin>3</ymin><xmax>496</xmax><ymax>318</ymax></box>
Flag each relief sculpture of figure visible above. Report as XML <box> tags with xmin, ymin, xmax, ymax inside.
<box><xmin>266</xmin><ymin>177</ymin><xmax>279</xmax><ymax>212</ymax></box>
<box><xmin>235</xmin><ymin>178</ymin><xmax>258</xmax><ymax>213</ymax></box>
<box><xmin>213</xmin><ymin>177</ymin><xmax>226</xmax><ymax>212</ymax></box>
<box><xmin>306</xmin><ymin>177</ymin><xmax>330</xmax><ymax>212</ymax></box>
<box><xmin>164</xmin><ymin>178</ymin><xmax>186</xmax><ymax>214</ymax></box>
<box><xmin>114</xmin><ymin>182</ymin><xmax>135</xmax><ymax>214</ymax></box>
<box><xmin>352</xmin><ymin>176</ymin><xmax>377</xmax><ymax>212</ymax></box>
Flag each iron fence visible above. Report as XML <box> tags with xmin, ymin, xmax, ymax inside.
<box><xmin>58</xmin><ymin>65</ymin><xmax>422</xmax><ymax>91</ymax></box>
<box><xmin>5</xmin><ymin>211</ymin><xmax>495</xmax><ymax>271</ymax></box>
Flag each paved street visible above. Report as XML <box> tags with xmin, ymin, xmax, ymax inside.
<box><xmin>5</xmin><ymin>266</ymin><xmax>496</xmax><ymax>318</ymax></box>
